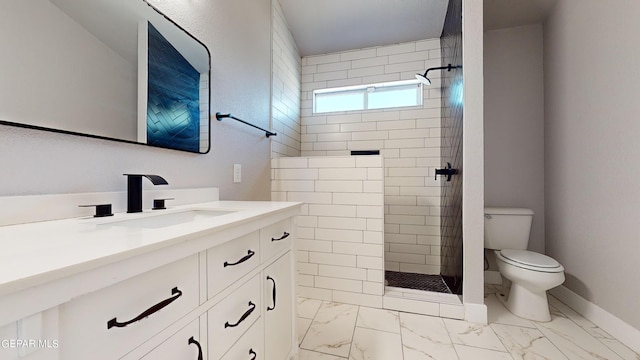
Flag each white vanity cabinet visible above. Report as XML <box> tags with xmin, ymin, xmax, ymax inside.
<box><xmin>0</xmin><ymin>199</ymin><xmax>300</xmax><ymax>360</ymax></box>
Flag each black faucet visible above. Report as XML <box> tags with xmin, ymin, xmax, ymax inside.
<box><xmin>123</xmin><ymin>174</ymin><xmax>168</xmax><ymax>213</ymax></box>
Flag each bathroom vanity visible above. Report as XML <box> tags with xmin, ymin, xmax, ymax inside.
<box><xmin>0</xmin><ymin>197</ymin><xmax>301</xmax><ymax>360</ymax></box>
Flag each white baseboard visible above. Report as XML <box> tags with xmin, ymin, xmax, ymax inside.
<box><xmin>550</xmin><ymin>285</ymin><xmax>640</xmax><ymax>354</ymax></box>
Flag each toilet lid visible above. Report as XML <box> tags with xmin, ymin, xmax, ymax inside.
<box><xmin>499</xmin><ymin>249</ymin><xmax>562</xmax><ymax>270</ymax></box>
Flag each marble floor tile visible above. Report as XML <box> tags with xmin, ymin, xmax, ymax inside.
<box><xmin>491</xmin><ymin>323</ymin><xmax>569</xmax><ymax>360</ymax></box>
<box><xmin>486</xmin><ymin>294</ymin><xmax>536</xmax><ymax>328</ymax></box>
<box><xmin>399</xmin><ymin>312</ymin><xmax>458</xmax><ymax>360</ymax></box>
<box><xmin>453</xmin><ymin>344</ymin><xmax>513</xmax><ymax>360</ymax></box>
<box><xmin>299</xmin><ymin>349</ymin><xmax>347</xmax><ymax>360</ymax></box>
<box><xmin>443</xmin><ymin>318</ymin><xmax>506</xmax><ymax>352</ymax></box>
<box><xmin>356</xmin><ymin>306</ymin><xmax>400</xmax><ymax>334</ymax></box>
<box><xmin>300</xmin><ymin>302</ymin><xmax>359</xmax><ymax>358</ymax></box>
<box><xmin>298</xmin><ymin>317</ymin><xmax>313</xmax><ymax>345</ymax></box>
<box><xmin>596</xmin><ymin>338</ymin><xmax>640</xmax><ymax>360</ymax></box>
<box><xmin>349</xmin><ymin>327</ymin><xmax>403</xmax><ymax>360</ymax></box>
<box><xmin>548</xmin><ymin>296</ymin><xmax>613</xmax><ymax>339</ymax></box>
<box><xmin>534</xmin><ymin>308</ymin><xmax>624</xmax><ymax>360</ymax></box>
<box><xmin>299</xmin><ymin>297</ymin><xmax>324</xmax><ymax>319</ymax></box>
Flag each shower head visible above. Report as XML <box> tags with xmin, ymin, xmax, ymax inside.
<box><xmin>415</xmin><ymin>63</ymin><xmax>461</xmax><ymax>86</ymax></box>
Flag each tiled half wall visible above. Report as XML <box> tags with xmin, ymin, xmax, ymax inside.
<box><xmin>300</xmin><ymin>39</ymin><xmax>443</xmax><ymax>274</ymax></box>
<box><xmin>271</xmin><ymin>156</ymin><xmax>385</xmax><ymax>307</ymax></box>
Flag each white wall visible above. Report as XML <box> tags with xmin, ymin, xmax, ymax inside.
<box><xmin>544</xmin><ymin>0</ymin><xmax>640</xmax><ymax>329</ymax></box>
<box><xmin>0</xmin><ymin>0</ymin><xmax>273</xmax><ymax>201</ymax></box>
<box><xmin>300</xmin><ymin>39</ymin><xmax>444</xmax><ymax>275</ymax></box>
<box><xmin>484</xmin><ymin>24</ymin><xmax>545</xmax><ymax>253</ymax></box>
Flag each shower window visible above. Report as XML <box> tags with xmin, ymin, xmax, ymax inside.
<box><xmin>313</xmin><ymin>80</ymin><xmax>423</xmax><ymax>114</ymax></box>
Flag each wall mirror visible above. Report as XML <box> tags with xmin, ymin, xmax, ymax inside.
<box><xmin>0</xmin><ymin>0</ymin><xmax>211</xmax><ymax>153</ymax></box>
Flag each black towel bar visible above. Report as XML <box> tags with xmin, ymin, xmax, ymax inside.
<box><xmin>216</xmin><ymin>112</ymin><xmax>277</xmax><ymax>138</ymax></box>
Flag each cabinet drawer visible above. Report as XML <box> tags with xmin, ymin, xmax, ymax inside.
<box><xmin>208</xmin><ymin>274</ymin><xmax>261</xmax><ymax>360</ymax></box>
<box><xmin>208</xmin><ymin>231</ymin><xmax>260</xmax><ymax>298</ymax></box>
<box><xmin>260</xmin><ymin>218</ymin><xmax>292</xmax><ymax>262</ymax></box>
<box><xmin>220</xmin><ymin>318</ymin><xmax>263</xmax><ymax>360</ymax></box>
<box><xmin>60</xmin><ymin>255</ymin><xmax>199</xmax><ymax>360</ymax></box>
<box><xmin>134</xmin><ymin>318</ymin><xmax>203</xmax><ymax>360</ymax></box>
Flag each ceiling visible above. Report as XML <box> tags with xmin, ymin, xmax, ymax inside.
<box><xmin>278</xmin><ymin>0</ymin><xmax>557</xmax><ymax>58</ymax></box>
<box><xmin>278</xmin><ymin>0</ymin><xmax>449</xmax><ymax>57</ymax></box>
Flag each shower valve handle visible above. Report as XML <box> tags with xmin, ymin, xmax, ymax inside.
<box><xmin>435</xmin><ymin>162</ymin><xmax>459</xmax><ymax>181</ymax></box>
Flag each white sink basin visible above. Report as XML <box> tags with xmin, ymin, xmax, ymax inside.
<box><xmin>103</xmin><ymin>209</ymin><xmax>237</xmax><ymax>229</ymax></box>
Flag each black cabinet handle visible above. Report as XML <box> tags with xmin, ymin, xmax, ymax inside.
<box><xmin>267</xmin><ymin>276</ymin><xmax>276</xmax><ymax>311</ymax></box>
<box><xmin>224</xmin><ymin>250</ymin><xmax>255</xmax><ymax>267</ymax></box>
<box><xmin>249</xmin><ymin>348</ymin><xmax>257</xmax><ymax>360</ymax></box>
<box><xmin>271</xmin><ymin>232</ymin><xmax>290</xmax><ymax>242</ymax></box>
<box><xmin>107</xmin><ymin>287</ymin><xmax>182</xmax><ymax>329</ymax></box>
<box><xmin>188</xmin><ymin>336</ymin><xmax>203</xmax><ymax>360</ymax></box>
<box><xmin>225</xmin><ymin>301</ymin><xmax>256</xmax><ymax>328</ymax></box>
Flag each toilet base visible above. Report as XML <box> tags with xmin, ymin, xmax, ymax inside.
<box><xmin>500</xmin><ymin>282</ymin><xmax>552</xmax><ymax>322</ymax></box>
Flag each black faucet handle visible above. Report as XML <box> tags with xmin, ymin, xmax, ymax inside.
<box><xmin>152</xmin><ymin>198</ymin><xmax>175</xmax><ymax>210</ymax></box>
<box><xmin>79</xmin><ymin>204</ymin><xmax>113</xmax><ymax>218</ymax></box>
<box><xmin>123</xmin><ymin>174</ymin><xmax>169</xmax><ymax>185</ymax></box>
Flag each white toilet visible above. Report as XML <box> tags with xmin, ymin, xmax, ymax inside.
<box><xmin>484</xmin><ymin>207</ymin><xmax>564</xmax><ymax>322</ymax></box>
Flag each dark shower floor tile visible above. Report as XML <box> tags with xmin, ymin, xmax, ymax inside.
<box><xmin>385</xmin><ymin>271</ymin><xmax>452</xmax><ymax>294</ymax></box>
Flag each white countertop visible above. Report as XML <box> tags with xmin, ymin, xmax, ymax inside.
<box><xmin>0</xmin><ymin>201</ymin><xmax>301</xmax><ymax>298</ymax></box>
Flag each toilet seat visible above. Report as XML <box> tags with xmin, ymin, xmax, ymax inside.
<box><xmin>497</xmin><ymin>249</ymin><xmax>564</xmax><ymax>273</ymax></box>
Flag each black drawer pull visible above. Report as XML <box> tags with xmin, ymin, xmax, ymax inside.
<box><xmin>107</xmin><ymin>287</ymin><xmax>182</xmax><ymax>329</ymax></box>
<box><xmin>267</xmin><ymin>276</ymin><xmax>276</xmax><ymax>311</ymax></box>
<box><xmin>271</xmin><ymin>232</ymin><xmax>290</xmax><ymax>242</ymax></box>
<box><xmin>249</xmin><ymin>348</ymin><xmax>257</xmax><ymax>360</ymax></box>
<box><xmin>224</xmin><ymin>250</ymin><xmax>256</xmax><ymax>267</ymax></box>
<box><xmin>225</xmin><ymin>301</ymin><xmax>256</xmax><ymax>328</ymax></box>
<box><xmin>188</xmin><ymin>336</ymin><xmax>203</xmax><ymax>360</ymax></box>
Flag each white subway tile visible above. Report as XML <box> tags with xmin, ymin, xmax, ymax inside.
<box><xmin>400</xmin><ymin>147</ymin><xmax>440</xmax><ymax>158</ymax></box>
<box><xmin>309</xmin><ymin>251</ymin><xmax>357</xmax><ymax>267</ymax></box>
<box><xmin>386</xmin><ymin>214</ymin><xmax>426</xmax><ymax>226</ymax></box>
<box><xmin>327</xmin><ymin>78</ymin><xmax>363</xmax><ymax>88</ymax></box>
<box><xmin>308</xmin><ymin>204</ymin><xmax>357</xmax><ymax>217</ymax></box>
<box><xmin>297</xmin><ymin>274</ymin><xmax>314</xmax><ymax>287</ymax></box>
<box><xmin>271</xmin><ymin>192</ymin><xmax>286</xmax><ymax>201</ymax></box>
<box><xmin>271</xmin><ymin>180</ymin><xmax>314</xmax><ymax>192</ymax></box>
<box><xmin>272</xmin><ymin>157</ymin><xmax>308</xmax><ymax>169</ymax></box>
<box><xmin>307</xmin><ymin>124</ymin><xmax>341</xmax><ymax>134</ymax></box>
<box><xmin>367</xmin><ymin>269</ymin><xmax>384</xmax><ymax>282</ymax></box>
<box><xmin>297</xmin><ymin>262</ymin><xmax>319</xmax><ymax>275</ymax></box>
<box><xmin>400</xmin><ymin>108</ymin><xmax>440</xmax><ymax>120</ymax></box>
<box><xmin>355</xmin><ymin>156</ymin><xmax>382</xmax><ymax>167</ymax></box>
<box><xmin>302</xmin><ymin>115</ymin><xmax>328</xmax><ymax>126</ymax></box>
<box><xmin>388</xmin><ymin>128</ymin><xmax>431</xmax><ymax>139</ymax></box>
<box><xmin>389</xmin><ymin>243</ymin><xmax>431</xmax><ymax>255</ymax></box>
<box><xmin>384</xmin><ymin>61</ymin><xmax>425</xmax><ymax>74</ymax></box>
<box><xmin>306</xmin><ymin>53</ymin><xmax>341</xmax><ymax>65</ymax></box>
<box><xmin>366</xmin><ymin>218</ymin><xmax>384</xmax><ymax>231</ymax></box>
<box><xmin>400</xmin><ymin>224</ymin><xmax>440</xmax><ymax>236</ymax></box>
<box><xmin>417</xmin><ymin>235</ymin><xmax>440</xmax><ymax>246</ymax></box>
<box><xmin>388</xmin><ymin>51</ymin><xmax>430</xmax><ymax>64</ymax></box>
<box><xmin>361</xmin><ymin>111</ymin><xmax>400</xmax><ymax>122</ymax></box>
<box><xmin>385</xmin><ymin>252</ymin><xmax>425</xmax><ymax>265</ymax></box>
<box><xmin>357</xmin><ymin>256</ymin><xmax>384</xmax><ymax>270</ymax></box>
<box><xmin>334</xmin><ymin>242</ymin><xmax>382</xmax><ymax>257</ymax></box>
<box><xmin>327</xmin><ymin>113</ymin><xmax>362</xmax><ymax>124</ymax></box>
<box><xmin>287</xmin><ymin>191</ymin><xmax>333</xmax><ymax>204</ymax></box>
<box><xmin>297</xmin><ymin>250</ymin><xmax>309</xmax><ymax>263</ymax></box>
<box><xmin>308</xmin><ymin>157</ymin><xmax>355</xmax><ymax>168</ymax></box>
<box><xmin>376</xmin><ymin>43</ymin><xmax>416</xmax><ymax>56</ymax></box>
<box><xmin>363</xmin><ymin>230</ymin><xmax>384</xmax><ymax>244</ymax></box>
<box><xmin>348</xmin><ymin>66</ymin><xmax>385</xmax><ymax>78</ymax></box>
<box><xmin>314</xmin><ymin>70</ymin><xmax>348</xmax><ymax>82</ymax></box>
<box><xmin>367</xmin><ymin>168</ymin><xmax>384</xmax><ymax>180</ymax></box>
<box><xmin>384</xmin><ymin>158</ymin><xmax>416</xmax><ymax>167</ymax></box>
<box><xmin>398</xmin><ymin>263</ymin><xmax>440</xmax><ymax>275</ymax></box>
<box><xmin>352</xmin><ymin>131</ymin><xmax>389</xmax><ymax>141</ymax></box>
<box><xmin>315</xmin><ymin>276</ymin><xmax>362</xmax><ymax>293</ymax></box>
<box><xmin>385</xmin><ymin>177</ymin><xmax>424</xmax><ymax>187</ymax></box>
<box><xmin>319</xmin><ymin>168</ymin><xmax>368</xmax><ymax>180</ymax></box>
<box><xmin>318</xmin><ymin>216</ymin><xmax>367</xmax><ymax>231</ymax></box>
<box><xmin>315</xmin><ymin>180</ymin><xmax>363</xmax><ymax>193</ymax></box>
<box><xmin>297</xmin><ymin>227</ymin><xmax>315</xmax><ymax>240</ymax></box>
<box><xmin>313</xmin><ymin>141</ymin><xmax>348</xmax><ymax>151</ymax></box>
<box><xmin>316</xmin><ymin>132</ymin><xmax>352</xmax><ymax>142</ymax></box>
<box><xmin>385</xmin><ymin>261</ymin><xmax>400</xmax><ymax>271</ymax></box>
<box><xmin>298</xmin><ymin>239</ymin><xmax>333</xmax><ymax>254</ymax></box>
<box><xmin>362</xmin><ymin>282</ymin><xmax>384</xmax><ymax>296</ymax></box>
<box><xmin>333</xmin><ymin>193</ymin><xmax>383</xmax><ymax>206</ymax></box>
<box><xmin>340</xmin><ymin>48</ymin><xmax>377</xmax><ymax>61</ymax></box>
<box><xmin>415</xmin><ymin>38</ymin><xmax>440</xmax><ymax>51</ymax></box>
<box><xmin>376</xmin><ymin>119</ymin><xmax>416</xmax><ymax>131</ymax></box>
<box><xmin>315</xmin><ymin>228</ymin><xmax>363</xmax><ymax>243</ymax></box>
<box><xmin>388</xmin><ymin>205</ymin><xmax>430</xmax><ymax>215</ymax></box>
<box><xmin>351</xmin><ymin>56</ymin><xmax>389</xmax><ymax>69</ymax></box>
<box><xmin>385</xmin><ymin>233</ymin><xmax>418</xmax><ymax>244</ymax></box>
<box><xmin>297</xmin><ymin>286</ymin><xmax>332</xmax><ymax>301</ymax></box>
<box><xmin>333</xmin><ymin>291</ymin><xmax>382</xmax><ymax>308</ymax></box>
<box><xmin>363</xmin><ymin>180</ymin><xmax>383</xmax><ymax>193</ymax></box>
<box><xmin>318</xmin><ymin>264</ymin><xmax>367</xmax><ymax>281</ymax></box>
<box><xmin>317</xmin><ymin>61</ymin><xmax>351</xmax><ymax>73</ymax></box>
<box><xmin>340</xmin><ymin>122</ymin><xmax>377</xmax><ymax>132</ymax></box>
<box><xmin>273</xmin><ymin>168</ymin><xmax>317</xmax><ymax>180</ymax></box>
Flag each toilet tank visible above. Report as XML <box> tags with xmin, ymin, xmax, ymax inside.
<box><xmin>484</xmin><ymin>207</ymin><xmax>534</xmax><ymax>250</ymax></box>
